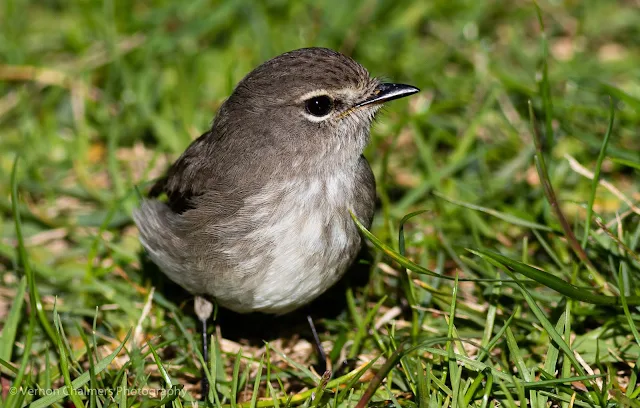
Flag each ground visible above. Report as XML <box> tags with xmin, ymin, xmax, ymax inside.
<box><xmin>1</xmin><ymin>1</ymin><xmax>639</xmax><ymax>407</ymax></box>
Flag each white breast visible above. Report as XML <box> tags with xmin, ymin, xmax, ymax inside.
<box><xmin>216</xmin><ymin>172</ymin><xmax>360</xmax><ymax>314</ymax></box>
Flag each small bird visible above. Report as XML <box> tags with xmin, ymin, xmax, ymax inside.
<box><xmin>133</xmin><ymin>47</ymin><xmax>418</xmax><ymax>388</ymax></box>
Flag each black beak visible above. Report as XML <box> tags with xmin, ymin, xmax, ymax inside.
<box><xmin>355</xmin><ymin>83</ymin><xmax>420</xmax><ymax>108</ymax></box>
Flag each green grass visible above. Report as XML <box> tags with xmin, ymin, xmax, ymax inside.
<box><xmin>1</xmin><ymin>0</ymin><xmax>640</xmax><ymax>407</ymax></box>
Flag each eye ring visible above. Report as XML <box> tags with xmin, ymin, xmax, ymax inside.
<box><xmin>305</xmin><ymin>95</ymin><xmax>334</xmax><ymax>117</ymax></box>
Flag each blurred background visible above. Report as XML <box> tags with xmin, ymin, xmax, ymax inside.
<box><xmin>1</xmin><ymin>0</ymin><xmax>639</xmax><ymax>405</ymax></box>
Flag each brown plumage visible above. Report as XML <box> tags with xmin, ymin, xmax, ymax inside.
<box><xmin>134</xmin><ymin>47</ymin><xmax>418</xmax><ymax>314</ymax></box>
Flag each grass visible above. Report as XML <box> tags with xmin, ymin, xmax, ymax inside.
<box><xmin>1</xmin><ymin>0</ymin><xmax>640</xmax><ymax>406</ymax></box>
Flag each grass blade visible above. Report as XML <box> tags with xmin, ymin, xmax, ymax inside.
<box><xmin>581</xmin><ymin>98</ymin><xmax>615</xmax><ymax>247</ymax></box>
<box><xmin>471</xmin><ymin>249</ymin><xmax>640</xmax><ymax>306</ymax></box>
<box><xmin>434</xmin><ymin>192</ymin><xmax>554</xmax><ymax>231</ymax></box>
<box><xmin>10</xmin><ymin>156</ymin><xmax>57</xmax><ymax>345</ymax></box>
<box><xmin>0</xmin><ymin>276</ymin><xmax>26</xmax><ymax>362</ymax></box>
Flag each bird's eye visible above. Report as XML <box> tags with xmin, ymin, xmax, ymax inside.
<box><xmin>305</xmin><ymin>95</ymin><xmax>334</xmax><ymax>117</ymax></box>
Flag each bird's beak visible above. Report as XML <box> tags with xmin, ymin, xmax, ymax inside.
<box><xmin>354</xmin><ymin>83</ymin><xmax>420</xmax><ymax>108</ymax></box>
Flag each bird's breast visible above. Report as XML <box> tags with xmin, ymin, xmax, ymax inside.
<box><xmin>214</xmin><ymin>168</ymin><xmax>372</xmax><ymax>313</ymax></box>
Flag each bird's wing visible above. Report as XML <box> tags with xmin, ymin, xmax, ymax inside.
<box><xmin>149</xmin><ymin>130</ymin><xmax>217</xmax><ymax>214</ymax></box>
<box><xmin>136</xmin><ymin>129</ymin><xmax>234</xmax><ymax>293</ymax></box>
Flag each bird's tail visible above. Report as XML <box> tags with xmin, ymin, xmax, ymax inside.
<box><xmin>133</xmin><ymin>200</ymin><xmax>198</xmax><ymax>291</ymax></box>
<box><xmin>134</xmin><ymin>200</ymin><xmax>181</xmax><ymax>252</ymax></box>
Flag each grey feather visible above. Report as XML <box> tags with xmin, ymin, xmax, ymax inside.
<box><xmin>134</xmin><ymin>47</ymin><xmax>416</xmax><ymax>314</ymax></box>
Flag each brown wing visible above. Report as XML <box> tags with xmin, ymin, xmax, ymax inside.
<box><xmin>148</xmin><ymin>130</ymin><xmax>216</xmax><ymax>214</ymax></box>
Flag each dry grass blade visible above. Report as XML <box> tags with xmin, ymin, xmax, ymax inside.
<box><xmin>565</xmin><ymin>154</ymin><xmax>640</xmax><ymax>216</ymax></box>
<box><xmin>528</xmin><ymin>101</ymin><xmax>607</xmax><ymax>289</ymax></box>
<box><xmin>355</xmin><ymin>345</ymin><xmax>404</xmax><ymax>408</ymax></box>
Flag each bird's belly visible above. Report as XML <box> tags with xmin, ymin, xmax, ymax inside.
<box><xmin>212</xmin><ymin>176</ymin><xmax>366</xmax><ymax>314</ymax></box>
<box><xmin>217</xmin><ymin>208</ymin><xmax>360</xmax><ymax>314</ymax></box>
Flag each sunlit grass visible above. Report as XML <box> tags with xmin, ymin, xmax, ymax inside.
<box><xmin>1</xmin><ymin>0</ymin><xmax>639</xmax><ymax>407</ymax></box>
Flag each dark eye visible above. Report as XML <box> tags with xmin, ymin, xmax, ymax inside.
<box><xmin>305</xmin><ymin>95</ymin><xmax>334</xmax><ymax>117</ymax></box>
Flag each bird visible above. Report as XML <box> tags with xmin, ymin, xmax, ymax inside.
<box><xmin>133</xmin><ymin>47</ymin><xmax>418</xmax><ymax>394</ymax></box>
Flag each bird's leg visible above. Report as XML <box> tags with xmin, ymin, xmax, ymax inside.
<box><xmin>195</xmin><ymin>296</ymin><xmax>214</xmax><ymax>401</ymax></box>
<box><xmin>307</xmin><ymin>315</ymin><xmax>329</xmax><ymax>375</ymax></box>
